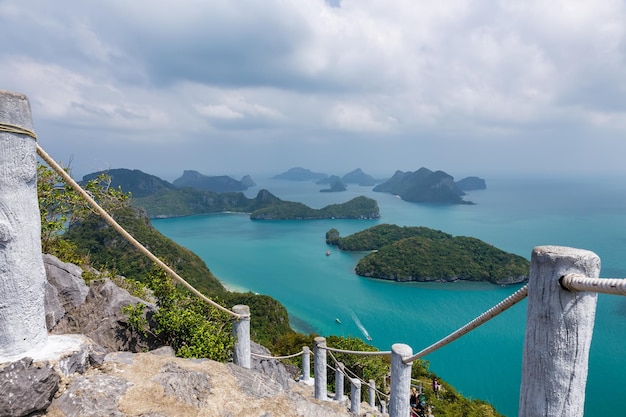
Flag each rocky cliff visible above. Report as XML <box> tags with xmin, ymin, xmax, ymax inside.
<box><xmin>1</xmin><ymin>255</ymin><xmax>377</xmax><ymax>417</ymax></box>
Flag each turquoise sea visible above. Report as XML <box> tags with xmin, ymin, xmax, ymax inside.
<box><xmin>153</xmin><ymin>176</ymin><xmax>626</xmax><ymax>417</ymax></box>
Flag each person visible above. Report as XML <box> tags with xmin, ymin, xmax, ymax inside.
<box><xmin>432</xmin><ymin>377</ymin><xmax>441</xmax><ymax>398</ymax></box>
<box><xmin>410</xmin><ymin>387</ymin><xmax>419</xmax><ymax>416</ymax></box>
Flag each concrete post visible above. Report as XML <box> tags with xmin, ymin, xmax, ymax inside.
<box><xmin>231</xmin><ymin>304</ymin><xmax>251</xmax><ymax>369</ymax></box>
<box><xmin>301</xmin><ymin>346</ymin><xmax>311</xmax><ymax>383</ymax></box>
<box><xmin>380</xmin><ymin>399</ymin><xmax>387</xmax><ymax>414</ymax></box>
<box><xmin>389</xmin><ymin>343</ymin><xmax>412</xmax><ymax>417</ymax></box>
<box><xmin>0</xmin><ymin>91</ymin><xmax>48</xmax><ymax>358</ymax></box>
<box><xmin>368</xmin><ymin>379</ymin><xmax>376</xmax><ymax>408</ymax></box>
<box><xmin>314</xmin><ymin>336</ymin><xmax>327</xmax><ymax>400</ymax></box>
<box><xmin>350</xmin><ymin>378</ymin><xmax>361</xmax><ymax>415</ymax></box>
<box><xmin>334</xmin><ymin>362</ymin><xmax>345</xmax><ymax>401</ymax></box>
<box><xmin>519</xmin><ymin>246</ymin><xmax>600</xmax><ymax>417</ymax></box>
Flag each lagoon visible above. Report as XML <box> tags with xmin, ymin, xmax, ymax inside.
<box><xmin>153</xmin><ymin>176</ymin><xmax>626</xmax><ymax>417</ymax></box>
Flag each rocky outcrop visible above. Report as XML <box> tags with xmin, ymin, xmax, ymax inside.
<box><xmin>0</xmin><ymin>255</ymin><xmax>379</xmax><ymax>416</ymax></box>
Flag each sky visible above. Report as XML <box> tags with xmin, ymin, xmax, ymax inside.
<box><xmin>1</xmin><ymin>0</ymin><xmax>625</xmax><ymax>182</ymax></box>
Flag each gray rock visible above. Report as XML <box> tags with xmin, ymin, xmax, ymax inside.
<box><xmin>51</xmin><ymin>278</ymin><xmax>158</xmax><ymax>353</ymax></box>
<box><xmin>0</xmin><ymin>357</ymin><xmax>60</xmax><ymax>417</ymax></box>
<box><xmin>251</xmin><ymin>341</ymin><xmax>296</xmax><ymax>391</ymax></box>
<box><xmin>46</xmin><ymin>373</ymin><xmax>131</xmax><ymax>417</ymax></box>
<box><xmin>43</xmin><ymin>254</ymin><xmax>89</xmax><ymax>329</ymax></box>
<box><xmin>228</xmin><ymin>362</ymin><xmax>285</xmax><ymax>398</ymax></box>
<box><xmin>151</xmin><ymin>361</ymin><xmax>212</xmax><ymax>407</ymax></box>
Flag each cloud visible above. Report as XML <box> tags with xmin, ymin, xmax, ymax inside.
<box><xmin>0</xmin><ymin>0</ymin><xmax>625</xmax><ymax>178</ymax></box>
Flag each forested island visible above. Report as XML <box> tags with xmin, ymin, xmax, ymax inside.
<box><xmin>326</xmin><ymin>224</ymin><xmax>529</xmax><ymax>285</ymax></box>
<box><xmin>82</xmin><ymin>168</ymin><xmax>379</xmax><ymax>220</ymax></box>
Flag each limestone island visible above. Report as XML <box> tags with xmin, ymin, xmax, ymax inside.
<box><xmin>374</xmin><ymin>167</ymin><xmax>485</xmax><ymax>204</ymax></box>
<box><xmin>326</xmin><ymin>224</ymin><xmax>529</xmax><ymax>285</ymax></box>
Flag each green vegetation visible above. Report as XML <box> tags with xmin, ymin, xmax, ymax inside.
<box><xmin>37</xmin><ymin>164</ymin><xmax>504</xmax><ymax>414</ymax></box>
<box><xmin>250</xmin><ymin>196</ymin><xmax>380</xmax><ymax>220</ymax></box>
<box><xmin>328</xmin><ymin>224</ymin><xmax>529</xmax><ymax>284</ymax></box>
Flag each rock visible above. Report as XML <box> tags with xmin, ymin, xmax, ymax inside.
<box><xmin>51</xmin><ymin>278</ymin><xmax>159</xmax><ymax>353</ymax></box>
<box><xmin>152</xmin><ymin>361</ymin><xmax>212</xmax><ymax>407</ymax></box>
<box><xmin>0</xmin><ymin>357</ymin><xmax>60</xmax><ymax>417</ymax></box>
<box><xmin>46</xmin><ymin>373</ymin><xmax>131</xmax><ymax>417</ymax></box>
<box><xmin>43</xmin><ymin>254</ymin><xmax>89</xmax><ymax>329</ymax></box>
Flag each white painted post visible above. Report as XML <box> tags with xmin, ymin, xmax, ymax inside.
<box><xmin>368</xmin><ymin>379</ymin><xmax>376</xmax><ymax>408</ymax></box>
<box><xmin>380</xmin><ymin>399</ymin><xmax>387</xmax><ymax>414</ymax></box>
<box><xmin>314</xmin><ymin>336</ymin><xmax>327</xmax><ymax>400</ymax></box>
<box><xmin>389</xmin><ymin>343</ymin><xmax>412</xmax><ymax>417</ymax></box>
<box><xmin>301</xmin><ymin>346</ymin><xmax>311</xmax><ymax>383</ymax></box>
<box><xmin>334</xmin><ymin>362</ymin><xmax>345</xmax><ymax>401</ymax></box>
<box><xmin>350</xmin><ymin>378</ymin><xmax>361</xmax><ymax>415</ymax></box>
<box><xmin>231</xmin><ymin>304</ymin><xmax>251</xmax><ymax>369</ymax></box>
<box><xmin>519</xmin><ymin>246</ymin><xmax>600</xmax><ymax>417</ymax></box>
<box><xmin>0</xmin><ymin>91</ymin><xmax>48</xmax><ymax>358</ymax></box>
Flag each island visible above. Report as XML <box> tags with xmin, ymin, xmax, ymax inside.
<box><xmin>373</xmin><ymin>167</ymin><xmax>475</xmax><ymax>204</ymax></box>
<box><xmin>251</xmin><ymin>195</ymin><xmax>379</xmax><ymax>220</ymax></box>
<box><xmin>319</xmin><ymin>177</ymin><xmax>347</xmax><ymax>193</ymax></box>
<box><xmin>272</xmin><ymin>167</ymin><xmax>328</xmax><ymax>181</ymax></box>
<box><xmin>173</xmin><ymin>170</ymin><xmax>248</xmax><ymax>192</ymax></box>
<box><xmin>326</xmin><ymin>224</ymin><xmax>529</xmax><ymax>285</ymax></box>
<box><xmin>341</xmin><ymin>168</ymin><xmax>379</xmax><ymax>186</ymax></box>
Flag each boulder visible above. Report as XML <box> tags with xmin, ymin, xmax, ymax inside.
<box><xmin>50</xmin><ymin>277</ymin><xmax>159</xmax><ymax>353</ymax></box>
<box><xmin>0</xmin><ymin>357</ymin><xmax>60</xmax><ymax>417</ymax></box>
<box><xmin>43</xmin><ymin>254</ymin><xmax>89</xmax><ymax>329</ymax></box>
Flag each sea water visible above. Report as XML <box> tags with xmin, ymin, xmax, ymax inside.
<box><xmin>153</xmin><ymin>176</ymin><xmax>626</xmax><ymax>417</ymax></box>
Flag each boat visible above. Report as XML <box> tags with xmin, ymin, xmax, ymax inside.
<box><xmin>335</xmin><ymin>318</ymin><xmax>342</xmax><ymax>324</ymax></box>
<box><xmin>326</xmin><ymin>250</ymin><xmax>331</xmax><ymax>256</ymax></box>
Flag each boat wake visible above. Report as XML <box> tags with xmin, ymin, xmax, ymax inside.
<box><xmin>350</xmin><ymin>309</ymin><xmax>372</xmax><ymax>341</ymax></box>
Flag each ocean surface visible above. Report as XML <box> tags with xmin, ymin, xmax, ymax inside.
<box><xmin>153</xmin><ymin>176</ymin><xmax>626</xmax><ymax>417</ymax></box>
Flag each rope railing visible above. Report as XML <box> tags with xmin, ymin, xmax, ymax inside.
<box><xmin>560</xmin><ymin>274</ymin><xmax>626</xmax><ymax>295</ymax></box>
<box><xmin>327</xmin><ymin>349</ymin><xmax>390</xmax><ymax>400</ymax></box>
<box><xmin>403</xmin><ymin>284</ymin><xmax>528</xmax><ymax>364</ymax></box>
<box><xmin>250</xmin><ymin>350</ymin><xmax>305</xmax><ymax>360</ymax></box>
<box><xmin>36</xmin><ymin>144</ymin><xmax>247</xmax><ymax>320</ymax></box>
<box><xmin>324</xmin><ymin>345</ymin><xmax>391</xmax><ymax>356</ymax></box>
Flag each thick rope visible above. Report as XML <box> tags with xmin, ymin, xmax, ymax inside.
<box><xmin>323</xmin><ymin>345</ymin><xmax>391</xmax><ymax>356</ymax></box>
<box><xmin>403</xmin><ymin>284</ymin><xmax>528</xmax><ymax>364</ymax></box>
<box><xmin>328</xmin><ymin>349</ymin><xmax>390</xmax><ymax>399</ymax></box>
<box><xmin>0</xmin><ymin>122</ymin><xmax>37</xmax><ymax>140</ymax></box>
<box><xmin>251</xmin><ymin>350</ymin><xmax>304</xmax><ymax>360</ymax></box>
<box><xmin>36</xmin><ymin>144</ymin><xmax>246</xmax><ymax>320</ymax></box>
<box><xmin>560</xmin><ymin>274</ymin><xmax>626</xmax><ymax>296</ymax></box>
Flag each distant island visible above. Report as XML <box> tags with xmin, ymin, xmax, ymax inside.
<box><xmin>373</xmin><ymin>167</ymin><xmax>485</xmax><ymax>204</ymax></box>
<box><xmin>172</xmin><ymin>170</ymin><xmax>250</xmax><ymax>192</ymax></box>
<box><xmin>272</xmin><ymin>167</ymin><xmax>328</xmax><ymax>181</ymax></box>
<box><xmin>80</xmin><ymin>168</ymin><xmax>378</xmax><ymax>220</ymax></box>
<box><xmin>319</xmin><ymin>176</ymin><xmax>347</xmax><ymax>193</ymax></box>
<box><xmin>326</xmin><ymin>224</ymin><xmax>528</xmax><ymax>285</ymax></box>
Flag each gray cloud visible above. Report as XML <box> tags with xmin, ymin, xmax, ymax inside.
<box><xmin>1</xmin><ymin>0</ymin><xmax>625</xmax><ymax>180</ymax></box>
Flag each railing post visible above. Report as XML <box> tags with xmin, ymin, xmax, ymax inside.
<box><xmin>301</xmin><ymin>346</ymin><xmax>312</xmax><ymax>383</ymax></box>
<box><xmin>380</xmin><ymin>399</ymin><xmax>387</xmax><ymax>414</ymax></box>
<box><xmin>389</xmin><ymin>343</ymin><xmax>412</xmax><ymax>417</ymax></box>
<box><xmin>519</xmin><ymin>246</ymin><xmax>600</xmax><ymax>417</ymax></box>
<box><xmin>0</xmin><ymin>91</ymin><xmax>48</xmax><ymax>358</ymax></box>
<box><xmin>334</xmin><ymin>362</ymin><xmax>345</xmax><ymax>401</ymax></box>
<box><xmin>231</xmin><ymin>304</ymin><xmax>251</xmax><ymax>369</ymax></box>
<box><xmin>350</xmin><ymin>378</ymin><xmax>361</xmax><ymax>415</ymax></box>
<box><xmin>368</xmin><ymin>379</ymin><xmax>376</xmax><ymax>408</ymax></box>
<box><xmin>314</xmin><ymin>336</ymin><xmax>327</xmax><ymax>400</ymax></box>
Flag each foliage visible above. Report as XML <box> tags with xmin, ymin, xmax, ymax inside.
<box><xmin>250</xmin><ymin>196</ymin><xmax>380</xmax><ymax>220</ymax></box>
<box><xmin>223</xmin><ymin>291</ymin><xmax>293</xmax><ymax>348</ymax></box>
<box><xmin>37</xmin><ymin>163</ymin><xmax>129</xmax><ymax>261</ymax></box>
<box><xmin>144</xmin><ymin>268</ymin><xmax>233</xmax><ymax>360</ymax></box>
<box><xmin>330</xmin><ymin>224</ymin><xmax>529</xmax><ymax>284</ymax></box>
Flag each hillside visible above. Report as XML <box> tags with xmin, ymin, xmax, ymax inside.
<box><xmin>250</xmin><ymin>196</ymin><xmax>379</xmax><ymax>220</ymax></box>
<box><xmin>327</xmin><ymin>224</ymin><xmax>529</xmax><ymax>284</ymax></box>
<box><xmin>272</xmin><ymin>167</ymin><xmax>328</xmax><ymax>181</ymax></box>
<box><xmin>81</xmin><ymin>168</ymin><xmax>177</xmax><ymax>198</ymax></box>
<box><xmin>373</xmin><ymin>167</ymin><xmax>473</xmax><ymax>204</ymax></box>
<box><xmin>172</xmin><ymin>170</ymin><xmax>248</xmax><ymax>192</ymax></box>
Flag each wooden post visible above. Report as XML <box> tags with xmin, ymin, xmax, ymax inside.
<box><xmin>368</xmin><ymin>379</ymin><xmax>376</xmax><ymax>408</ymax></box>
<box><xmin>301</xmin><ymin>346</ymin><xmax>312</xmax><ymax>383</ymax></box>
<box><xmin>334</xmin><ymin>362</ymin><xmax>345</xmax><ymax>401</ymax></box>
<box><xmin>389</xmin><ymin>343</ymin><xmax>412</xmax><ymax>417</ymax></box>
<box><xmin>350</xmin><ymin>378</ymin><xmax>361</xmax><ymax>415</ymax></box>
<box><xmin>231</xmin><ymin>304</ymin><xmax>251</xmax><ymax>369</ymax></box>
<box><xmin>519</xmin><ymin>246</ymin><xmax>600</xmax><ymax>417</ymax></box>
<box><xmin>0</xmin><ymin>91</ymin><xmax>48</xmax><ymax>358</ymax></box>
<box><xmin>314</xmin><ymin>336</ymin><xmax>327</xmax><ymax>400</ymax></box>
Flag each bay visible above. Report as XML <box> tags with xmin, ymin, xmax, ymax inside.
<box><xmin>153</xmin><ymin>176</ymin><xmax>626</xmax><ymax>417</ymax></box>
